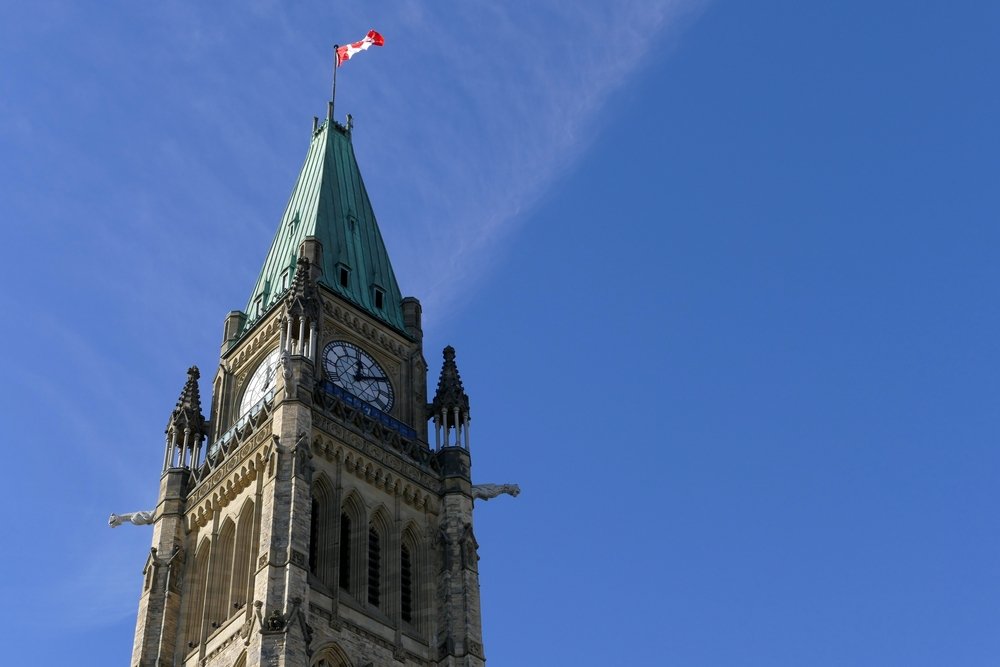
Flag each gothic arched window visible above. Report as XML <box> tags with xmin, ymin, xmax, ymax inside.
<box><xmin>400</xmin><ymin>523</ymin><xmax>422</xmax><ymax>629</ymax></box>
<box><xmin>339</xmin><ymin>492</ymin><xmax>365</xmax><ymax>598</ymax></box>
<box><xmin>209</xmin><ymin>519</ymin><xmax>236</xmax><ymax>628</ymax></box>
<box><xmin>183</xmin><ymin>538</ymin><xmax>211</xmax><ymax>650</ymax></box>
<box><xmin>309</xmin><ymin>476</ymin><xmax>335</xmax><ymax>588</ymax></box>
<box><xmin>231</xmin><ymin>499</ymin><xmax>255</xmax><ymax>614</ymax></box>
<box><xmin>312</xmin><ymin>644</ymin><xmax>351</xmax><ymax>667</ymax></box>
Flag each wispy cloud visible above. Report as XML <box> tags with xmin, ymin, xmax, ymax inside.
<box><xmin>3</xmin><ymin>1</ymin><xmax>702</xmax><ymax>332</ymax></box>
<box><xmin>0</xmin><ymin>1</ymin><xmax>705</xmax><ymax>640</ymax></box>
<box><xmin>3</xmin><ymin>1</ymin><xmax>702</xmax><ymax>333</ymax></box>
<box><xmin>347</xmin><ymin>1</ymin><xmax>705</xmax><ymax>322</ymax></box>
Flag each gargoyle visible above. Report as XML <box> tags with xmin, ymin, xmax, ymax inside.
<box><xmin>109</xmin><ymin>510</ymin><xmax>155</xmax><ymax>527</ymax></box>
<box><xmin>471</xmin><ymin>484</ymin><xmax>520</xmax><ymax>501</ymax></box>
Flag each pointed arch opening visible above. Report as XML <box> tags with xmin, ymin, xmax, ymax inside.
<box><xmin>231</xmin><ymin>498</ymin><xmax>256</xmax><ymax>615</ymax></box>
<box><xmin>309</xmin><ymin>475</ymin><xmax>336</xmax><ymax>588</ymax></box>
<box><xmin>367</xmin><ymin>507</ymin><xmax>392</xmax><ymax>613</ymax></box>
<box><xmin>400</xmin><ymin>522</ymin><xmax>423</xmax><ymax>629</ymax></box>
<box><xmin>339</xmin><ymin>492</ymin><xmax>364</xmax><ymax>598</ymax></box>
<box><xmin>182</xmin><ymin>536</ymin><xmax>211</xmax><ymax>650</ymax></box>
<box><xmin>311</xmin><ymin>643</ymin><xmax>351</xmax><ymax>667</ymax></box>
<box><xmin>208</xmin><ymin>518</ymin><xmax>236</xmax><ymax>629</ymax></box>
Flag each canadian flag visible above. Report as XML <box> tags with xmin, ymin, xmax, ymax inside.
<box><xmin>336</xmin><ymin>30</ymin><xmax>385</xmax><ymax>67</ymax></box>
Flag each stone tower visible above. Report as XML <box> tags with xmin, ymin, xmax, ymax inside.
<box><xmin>124</xmin><ymin>106</ymin><xmax>516</xmax><ymax>667</ymax></box>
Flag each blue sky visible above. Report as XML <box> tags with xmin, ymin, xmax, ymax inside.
<box><xmin>2</xmin><ymin>1</ymin><xmax>998</xmax><ymax>664</ymax></box>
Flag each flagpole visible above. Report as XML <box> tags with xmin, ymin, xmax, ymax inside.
<box><xmin>331</xmin><ymin>44</ymin><xmax>339</xmax><ymax>120</ymax></box>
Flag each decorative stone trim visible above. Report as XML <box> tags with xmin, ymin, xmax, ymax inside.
<box><xmin>185</xmin><ymin>433</ymin><xmax>274</xmax><ymax>531</ymax></box>
<box><xmin>338</xmin><ymin>617</ymin><xmax>396</xmax><ymax>654</ymax></box>
<box><xmin>311</xmin><ymin>431</ymin><xmax>437</xmax><ymax>513</ymax></box>
<box><xmin>226</xmin><ymin>301</ymin><xmax>285</xmax><ymax>361</ymax></box>
<box><xmin>312</xmin><ymin>393</ymin><xmax>438</xmax><ymax>475</ymax></box>
<box><xmin>309</xmin><ymin>602</ymin><xmax>332</xmax><ymax>622</ymax></box>
<box><xmin>323</xmin><ymin>302</ymin><xmax>410</xmax><ymax>357</ymax></box>
<box><xmin>202</xmin><ymin>614</ymin><xmax>246</xmax><ymax>662</ymax></box>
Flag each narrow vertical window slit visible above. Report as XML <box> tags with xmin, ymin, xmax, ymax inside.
<box><xmin>339</xmin><ymin>513</ymin><xmax>351</xmax><ymax>591</ymax></box>
<box><xmin>367</xmin><ymin>527</ymin><xmax>381</xmax><ymax>607</ymax></box>
<box><xmin>401</xmin><ymin>544</ymin><xmax>413</xmax><ymax>623</ymax></box>
<box><xmin>309</xmin><ymin>498</ymin><xmax>320</xmax><ymax>574</ymax></box>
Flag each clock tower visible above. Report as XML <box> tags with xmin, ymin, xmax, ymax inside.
<box><xmin>124</xmin><ymin>104</ymin><xmax>516</xmax><ymax>667</ymax></box>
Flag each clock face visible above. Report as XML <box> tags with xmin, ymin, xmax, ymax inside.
<box><xmin>238</xmin><ymin>348</ymin><xmax>280</xmax><ymax>417</ymax></box>
<box><xmin>323</xmin><ymin>340</ymin><xmax>394</xmax><ymax>411</ymax></box>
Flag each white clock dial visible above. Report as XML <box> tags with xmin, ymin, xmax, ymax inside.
<box><xmin>323</xmin><ymin>340</ymin><xmax>394</xmax><ymax>411</ymax></box>
<box><xmin>238</xmin><ymin>348</ymin><xmax>280</xmax><ymax>417</ymax></box>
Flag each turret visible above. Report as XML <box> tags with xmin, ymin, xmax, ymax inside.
<box><xmin>430</xmin><ymin>346</ymin><xmax>471</xmax><ymax>450</ymax></box>
<box><xmin>402</xmin><ymin>296</ymin><xmax>423</xmax><ymax>341</ymax></box>
<box><xmin>162</xmin><ymin>366</ymin><xmax>208</xmax><ymax>471</ymax></box>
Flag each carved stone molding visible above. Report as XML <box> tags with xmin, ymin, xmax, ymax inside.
<box><xmin>312</xmin><ymin>414</ymin><xmax>438</xmax><ymax>489</ymax></box>
<box><xmin>187</xmin><ymin>420</ymin><xmax>273</xmax><ymax>507</ymax></box>
<box><xmin>239</xmin><ymin>612</ymin><xmax>256</xmax><ymax>646</ymax></box>
<box><xmin>257</xmin><ymin>597</ymin><xmax>303</xmax><ymax>636</ymax></box>
<box><xmin>308</xmin><ymin>602</ymin><xmax>332</xmax><ymax>622</ymax></box>
<box><xmin>203</xmin><ymin>619</ymin><xmax>245</xmax><ymax>661</ymax></box>
<box><xmin>338</xmin><ymin>617</ymin><xmax>396</xmax><ymax>653</ymax></box>
<box><xmin>186</xmin><ymin>438</ymin><xmax>273</xmax><ymax>531</ymax></box>
<box><xmin>289</xmin><ymin>548</ymin><xmax>308</xmax><ymax>569</ymax></box>
<box><xmin>228</xmin><ymin>314</ymin><xmax>282</xmax><ymax>369</ymax></box>
<box><xmin>322</xmin><ymin>303</ymin><xmax>409</xmax><ymax>357</ymax></box>
<box><xmin>311</xmin><ymin>432</ymin><xmax>437</xmax><ymax>513</ymax></box>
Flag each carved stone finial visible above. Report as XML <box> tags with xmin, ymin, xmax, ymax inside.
<box><xmin>430</xmin><ymin>345</ymin><xmax>470</xmax><ymax>424</ymax></box>
<box><xmin>165</xmin><ymin>366</ymin><xmax>207</xmax><ymax>441</ymax></box>
<box><xmin>286</xmin><ymin>256</ymin><xmax>321</xmax><ymax>320</ymax></box>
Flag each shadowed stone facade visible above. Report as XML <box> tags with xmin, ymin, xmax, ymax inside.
<box><xmin>124</xmin><ymin>113</ymin><xmax>514</xmax><ymax>667</ymax></box>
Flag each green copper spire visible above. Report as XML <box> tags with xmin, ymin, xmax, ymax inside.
<box><xmin>244</xmin><ymin>117</ymin><xmax>406</xmax><ymax>333</ymax></box>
